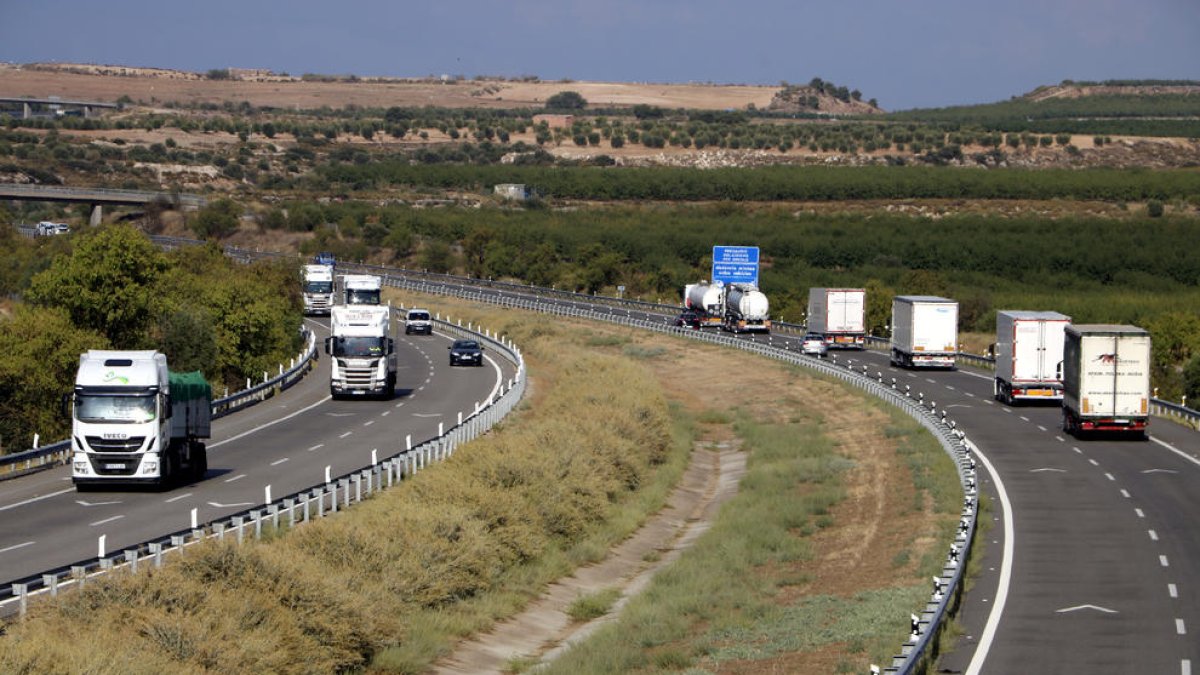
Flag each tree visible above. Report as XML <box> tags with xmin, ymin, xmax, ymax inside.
<box><xmin>545</xmin><ymin>91</ymin><xmax>588</xmax><ymax>110</ymax></box>
<box><xmin>1184</xmin><ymin>355</ymin><xmax>1200</xmax><ymax>403</ymax></box>
<box><xmin>26</xmin><ymin>225</ymin><xmax>167</xmax><ymax>347</ymax></box>
<box><xmin>191</xmin><ymin>198</ymin><xmax>242</xmax><ymax>240</ymax></box>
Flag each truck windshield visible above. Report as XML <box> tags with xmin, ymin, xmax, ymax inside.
<box><xmin>333</xmin><ymin>336</ymin><xmax>386</xmax><ymax>357</ymax></box>
<box><xmin>304</xmin><ymin>281</ymin><xmax>333</xmax><ymax>293</ymax></box>
<box><xmin>75</xmin><ymin>394</ymin><xmax>156</xmax><ymax>423</ymax></box>
<box><xmin>346</xmin><ymin>289</ymin><xmax>380</xmax><ymax>305</ymax></box>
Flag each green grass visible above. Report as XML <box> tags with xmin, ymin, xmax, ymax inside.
<box><xmin>567</xmin><ymin>587</ymin><xmax>623</xmax><ymax>622</ymax></box>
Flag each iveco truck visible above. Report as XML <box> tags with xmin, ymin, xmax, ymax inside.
<box><xmin>68</xmin><ymin>351</ymin><xmax>210</xmax><ymax>489</ymax></box>
<box><xmin>890</xmin><ymin>296</ymin><xmax>958</xmax><ymax>369</ymax></box>
<box><xmin>1061</xmin><ymin>324</ymin><xmax>1151</xmax><ymax>438</ymax></box>
<box><xmin>327</xmin><ymin>305</ymin><xmax>396</xmax><ymax>399</ymax></box>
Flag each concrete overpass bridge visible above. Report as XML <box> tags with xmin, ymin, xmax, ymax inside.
<box><xmin>0</xmin><ymin>184</ymin><xmax>207</xmax><ymax>225</ymax></box>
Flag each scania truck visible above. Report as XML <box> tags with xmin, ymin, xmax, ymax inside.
<box><xmin>327</xmin><ymin>305</ymin><xmax>396</xmax><ymax>399</ymax></box>
<box><xmin>302</xmin><ymin>264</ymin><xmax>335</xmax><ymax>316</ymax></box>
<box><xmin>342</xmin><ymin>274</ymin><xmax>383</xmax><ymax>306</ymax></box>
<box><xmin>68</xmin><ymin>351</ymin><xmax>210</xmax><ymax>489</ymax></box>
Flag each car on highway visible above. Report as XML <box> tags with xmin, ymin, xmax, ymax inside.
<box><xmin>800</xmin><ymin>333</ymin><xmax>828</xmax><ymax>357</ymax></box>
<box><xmin>448</xmin><ymin>339</ymin><xmax>484</xmax><ymax>366</ymax></box>
<box><xmin>405</xmin><ymin>308</ymin><xmax>433</xmax><ymax>335</ymax></box>
<box><xmin>673</xmin><ymin>310</ymin><xmax>702</xmax><ymax>329</ymax></box>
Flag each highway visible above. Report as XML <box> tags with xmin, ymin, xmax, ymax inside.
<box><xmin>0</xmin><ymin>312</ymin><xmax>515</xmax><ymax>588</ymax></box>
<box><xmin>380</xmin><ymin>273</ymin><xmax>1198</xmax><ymax>675</ymax></box>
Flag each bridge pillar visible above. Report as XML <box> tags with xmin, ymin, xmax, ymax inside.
<box><xmin>23</xmin><ymin>103</ymin><xmax>31</xmax><ymax>119</ymax></box>
<box><xmin>89</xmin><ymin>204</ymin><xmax>102</xmax><ymax>226</ymax></box>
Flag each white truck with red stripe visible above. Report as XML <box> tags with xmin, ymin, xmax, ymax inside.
<box><xmin>993</xmin><ymin>310</ymin><xmax>1071</xmax><ymax>405</ymax></box>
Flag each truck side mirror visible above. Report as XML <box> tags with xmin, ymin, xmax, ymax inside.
<box><xmin>388</xmin><ymin>339</ymin><xmax>395</xmax><ymax>355</ymax></box>
<box><xmin>61</xmin><ymin>393</ymin><xmax>71</xmax><ymax>419</ymax></box>
<box><xmin>1055</xmin><ymin>361</ymin><xmax>1063</xmax><ymax>380</ymax></box>
<box><xmin>324</xmin><ymin>337</ymin><xmax>332</xmax><ymax>355</ymax></box>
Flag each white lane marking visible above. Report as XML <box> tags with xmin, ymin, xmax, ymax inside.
<box><xmin>1148</xmin><ymin>530</ymin><xmax>1159</xmax><ymax>541</ymax></box>
<box><xmin>1149</xmin><ymin>436</ymin><xmax>1200</xmax><ymax>468</ymax></box>
<box><xmin>1089</xmin><ymin>458</ymin><xmax>1100</xmax><ymax>466</ymax></box>
<box><xmin>395</xmin><ymin>402</ymin><xmax>405</xmax><ymax>408</ymax></box>
<box><xmin>1003</xmin><ymin>408</ymin><xmax>1012</xmax><ymax>414</ymax></box>
<box><xmin>1037</xmin><ymin>425</ymin><xmax>1048</xmax><ymax>432</ymax></box>
<box><xmin>1169</xmin><ymin>583</ymin><xmax>1178</xmax><ymax>598</ymax></box>
<box><xmin>1135</xmin><ymin>508</ymin><xmax>1145</xmax><ymax>518</ymax></box>
<box><xmin>0</xmin><ymin>541</ymin><xmax>35</xmax><ymax>554</ymax></box>
<box><xmin>418</xmin><ymin>385</ymin><xmax>425</xmax><ymax>391</ymax></box>
<box><xmin>381</xmin><ymin>411</ymin><xmax>390</xmax><ymax>417</ymax></box>
<box><xmin>956</xmin><ymin>369</ymin><xmax>993</xmax><ymax>381</ymax></box>
<box><xmin>363</xmin><ymin>420</ymin><xmax>374</xmax><ymax>427</ymax></box>
<box><xmin>208</xmin><ymin>501</ymin><xmax>253</xmax><ymax>508</ymax></box>
<box><xmin>339</xmin><ymin>432</ymin><xmax>353</xmax><ymax>438</ymax></box>
<box><xmin>1056</xmin><ymin>604</ymin><xmax>1117</xmax><ymax>614</ymax></box>
<box><xmin>225</xmin><ymin>474</ymin><xmax>246</xmax><ymax>483</ymax></box>
<box><xmin>985</xmin><ymin>400</ymin><xmax>994</xmax><ymax>405</ymax></box>
<box><xmin>270</xmin><ymin>458</ymin><xmax>289</xmax><ymax>466</ymax></box>
<box><xmin>1104</xmin><ymin>472</ymin><xmax>1115</xmax><ymax>481</ymax></box>
<box><xmin>209</xmin><ymin>395</ymin><xmax>332</xmax><ymax>449</ymax></box>
<box><xmin>307</xmin><ymin>444</ymin><xmax>323</xmax><ymax>452</ymax></box>
<box><xmin>1055</xmin><ymin>436</ymin><xmax>1065</xmax><ymax>442</ymax></box>
<box><xmin>1160</xmin><ymin>555</ymin><xmax>1170</xmax><ymax>567</ymax></box>
<box><xmin>1184</xmin><ymin>659</ymin><xmax>1192</xmax><ymax>675</ymax></box>
<box><xmin>946</xmin><ymin>385</ymin><xmax>956</xmax><ymax>391</ymax></box>
<box><xmin>1020</xmin><ymin>416</ymin><xmax>1030</xmax><ymax>422</ymax></box>
<box><xmin>1073</xmin><ymin>447</ymin><xmax>1083</xmax><ymax>454</ymax></box>
<box><xmin>1031</xmin><ymin>468</ymin><xmax>1066</xmax><ymax>473</ymax></box>
<box><xmin>1121</xmin><ymin>489</ymin><xmax>1131</xmax><ymax>498</ymax></box>
<box><xmin>76</xmin><ymin>499</ymin><xmax>121</xmax><ymax>507</ymax></box>
<box><xmin>164</xmin><ymin>493</ymin><xmax>192</xmax><ymax>503</ymax></box>
<box><xmin>413</xmin><ymin>413</ymin><xmax>442</xmax><ymax>418</ymax></box>
<box><xmin>965</xmin><ymin>392</ymin><xmax>976</xmax><ymax>398</ymax></box>
<box><xmin>1142</xmin><ymin>468</ymin><xmax>1179</xmax><ymax>475</ymax></box>
<box><xmin>90</xmin><ymin>515</ymin><xmax>124</xmax><ymax>527</ymax></box>
<box><xmin>965</xmin><ymin>439</ymin><xmax>1015</xmax><ymax>675</ymax></box>
<box><xmin>1177</xmin><ymin>619</ymin><xmax>1187</xmax><ymax>635</ymax></box>
<box><xmin>0</xmin><ymin>487</ymin><xmax>75</xmax><ymax>513</ymax></box>
<box><xmin>926</xmin><ymin>378</ymin><xmax>937</xmax><ymax>384</ymax></box>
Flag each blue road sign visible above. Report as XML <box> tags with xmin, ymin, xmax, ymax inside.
<box><xmin>712</xmin><ymin>246</ymin><xmax>760</xmax><ymax>287</ymax></box>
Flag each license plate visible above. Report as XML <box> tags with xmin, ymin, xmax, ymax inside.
<box><xmin>1028</xmin><ymin>389</ymin><xmax>1052</xmax><ymax>396</ymax></box>
<box><xmin>105</xmin><ymin>463</ymin><xmax>125</xmax><ymax>470</ymax></box>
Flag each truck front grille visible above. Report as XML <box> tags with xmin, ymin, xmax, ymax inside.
<box><xmin>86</xmin><ymin>436</ymin><xmax>146</xmax><ymax>452</ymax></box>
<box><xmin>89</xmin><ymin>454</ymin><xmax>140</xmax><ymax>475</ymax></box>
<box><xmin>343</xmin><ymin>366</ymin><xmax>378</xmax><ymax>388</ymax></box>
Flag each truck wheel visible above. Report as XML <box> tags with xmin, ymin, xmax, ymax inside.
<box><xmin>159</xmin><ymin>451</ymin><xmax>175</xmax><ymax>490</ymax></box>
<box><xmin>192</xmin><ymin>444</ymin><xmax>208</xmax><ymax>480</ymax></box>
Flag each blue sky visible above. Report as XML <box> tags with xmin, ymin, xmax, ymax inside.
<box><xmin>1</xmin><ymin>0</ymin><xmax>1197</xmax><ymax>110</ymax></box>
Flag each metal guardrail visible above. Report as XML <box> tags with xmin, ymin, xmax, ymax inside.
<box><xmin>3</xmin><ymin>314</ymin><xmax>526</xmax><ymax>616</ymax></box>
<box><xmin>0</xmin><ymin>329</ymin><xmax>317</xmax><ymax>481</ymax></box>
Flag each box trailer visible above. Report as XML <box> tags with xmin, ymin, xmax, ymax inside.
<box><xmin>807</xmin><ymin>288</ymin><xmax>866</xmax><ymax>349</ymax></box>
<box><xmin>890</xmin><ymin>296</ymin><xmax>958</xmax><ymax>369</ymax></box>
<box><xmin>1062</xmin><ymin>324</ymin><xmax>1151</xmax><ymax>438</ymax></box>
<box><xmin>994</xmin><ymin>310</ymin><xmax>1071</xmax><ymax>405</ymax></box>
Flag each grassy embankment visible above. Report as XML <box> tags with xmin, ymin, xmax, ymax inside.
<box><xmin>0</xmin><ymin>292</ymin><xmax>961</xmax><ymax>673</ymax></box>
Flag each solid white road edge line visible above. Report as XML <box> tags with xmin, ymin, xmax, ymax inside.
<box><xmin>1149</xmin><ymin>436</ymin><xmax>1200</xmax><ymax>468</ymax></box>
<box><xmin>965</xmin><ymin>438</ymin><xmax>1015</xmax><ymax>675</ymax></box>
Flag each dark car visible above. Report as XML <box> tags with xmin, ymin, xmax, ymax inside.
<box><xmin>448</xmin><ymin>339</ymin><xmax>484</xmax><ymax>366</ymax></box>
<box><xmin>674</xmin><ymin>310</ymin><xmax>702</xmax><ymax>329</ymax></box>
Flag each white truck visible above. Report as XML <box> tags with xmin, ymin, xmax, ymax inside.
<box><xmin>342</xmin><ymin>274</ymin><xmax>383</xmax><ymax>306</ymax></box>
<box><xmin>1061</xmin><ymin>324</ymin><xmax>1151</xmax><ymax>438</ymax></box>
<box><xmin>302</xmin><ymin>264</ymin><xmax>335</xmax><ymax>316</ymax></box>
<box><xmin>890</xmin><ymin>296</ymin><xmax>958</xmax><ymax>369</ymax></box>
<box><xmin>327</xmin><ymin>305</ymin><xmax>396</xmax><ymax>399</ymax></box>
<box><xmin>807</xmin><ymin>287</ymin><xmax>866</xmax><ymax>349</ymax></box>
<box><xmin>993</xmin><ymin>310</ymin><xmax>1071</xmax><ymax>405</ymax></box>
<box><xmin>68</xmin><ymin>351</ymin><xmax>210</xmax><ymax>489</ymax></box>
<box><xmin>683</xmin><ymin>282</ymin><xmax>725</xmax><ymax>327</ymax></box>
<box><xmin>722</xmin><ymin>284</ymin><xmax>771</xmax><ymax>333</ymax></box>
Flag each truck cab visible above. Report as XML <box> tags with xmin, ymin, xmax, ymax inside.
<box><xmin>69</xmin><ymin>351</ymin><xmax>210</xmax><ymax>489</ymax></box>
<box><xmin>302</xmin><ymin>264</ymin><xmax>335</xmax><ymax>316</ymax></box>
<box><xmin>342</xmin><ymin>274</ymin><xmax>382</xmax><ymax>306</ymax></box>
<box><xmin>327</xmin><ymin>305</ymin><xmax>396</xmax><ymax>399</ymax></box>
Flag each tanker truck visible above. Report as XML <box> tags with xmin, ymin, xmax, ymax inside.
<box><xmin>68</xmin><ymin>351</ymin><xmax>210</xmax><ymax>489</ymax></box>
<box><xmin>722</xmin><ymin>284</ymin><xmax>771</xmax><ymax>333</ymax></box>
<box><xmin>683</xmin><ymin>282</ymin><xmax>725</xmax><ymax>327</ymax></box>
<box><xmin>1061</xmin><ymin>324</ymin><xmax>1151</xmax><ymax>439</ymax></box>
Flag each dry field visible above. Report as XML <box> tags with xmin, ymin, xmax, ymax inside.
<box><xmin>0</xmin><ymin>64</ymin><xmax>775</xmax><ymax>111</ymax></box>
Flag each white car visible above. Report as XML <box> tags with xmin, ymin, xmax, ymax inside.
<box><xmin>800</xmin><ymin>333</ymin><xmax>828</xmax><ymax>357</ymax></box>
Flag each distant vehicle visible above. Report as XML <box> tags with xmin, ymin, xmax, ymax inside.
<box><xmin>890</xmin><ymin>296</ymin><xmax>958</xmax><ymax>369</ymax></box>
<box><xmin>404</xmin><ymin>308</ymin><xmax>433</xmax><ymax>335</ymax></box>
<box><xmin>993</xmin><ymin>310</ymin><xmax>1071</xmax><ymax>405</ymax></box>
<box><xmin>341</xmin><ymin>274</ymin><xmax>382</xmax><ymax>306</ymax></box>
<box><xmin>807</xmin><ymin>288</ymin><xmax>866</xmax><ymax>349</ymax></box>
<box><xmin>673</xmin><ymin>310</ymin><xmax>702</xmax><ymax>329</ymax></box>
<box><xmin>800</xmin><ymin>333</ymin><xmax>828</xmax><ymax>357</ymax></box>
<box><xmin>36</xmin><ymin>221</ymin><xmax>69</xmax><ymax>236</ymax></box>
<box><xmin>448</xmin><ymin>339</ymin><xmax>484</xmax><ymax>367</ymax></box>
<box><xmin>313</xmin><ymin>252</ymin><xmax>336</xmax><ymax>267</ymax></box>
<box><xmin>722</xmin><ymin>284</ymin><xmax>771</xmax><ymax>333</ymax></box>
<box><xmin>301</xmin><ymin>264</ymin><xmax>334</xmax><ymax>316</ymax></box>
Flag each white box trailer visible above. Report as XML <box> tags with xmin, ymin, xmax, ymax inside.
<box><xmin>993</xmin><ymin>310</ymin><xmax>1071</xmax><ymax>404</ymax></box>
<box><xmin>890</xmin><ymin>296</ymin><xmax>958</xmax><ymax>369</ymax></box>
<box><xmin>1062</xmin><ymin>324</ymin><xmax>1151</xmax><ymax>438</ymax></box>
<box><xmin>807</xmin><ymin>288</ymin><xmax>866</xmax><ymax>349</ymax></box>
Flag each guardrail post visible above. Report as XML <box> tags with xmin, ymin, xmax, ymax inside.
<box><xmin>43</xmin><ymin>573</ymin><xmax>58</xmax><ymax>598</ymax></box>
<box><xmin>12</xmin><ymin>583</ymin><xmax>27</xmax><ymax>618</ymax></box>
<box><xmin>252</xmin><ymin>510</ymin><xmax>262</xmax><ymax>539</ymax></box>
<box><xmin>285</xmin><ymin>498</ymin><xmax>296</xmax><ymax>528</ymax></box>
<box><xmin>72</xmin><ymin>565</ymin><xmax>87</xmax><ymax>589</ymax></box>
<box><xmin>353</xmin><ymin>474</ymin><xmax>362</xmax><ymax>503</ymax></box>
<box><xmin>126</xmin><ymin>549</ymin><xmax>139</xmax><ymax>575</ymax></box>
<box><xmin>233</xmin><ymin>517</ymin><xmax>245</xmax><ymax>544</ymax></box>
